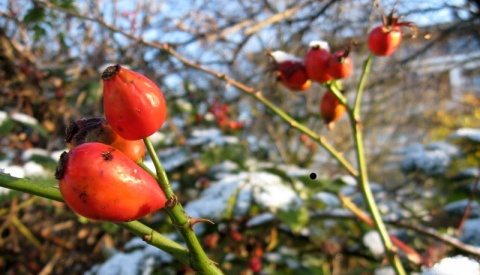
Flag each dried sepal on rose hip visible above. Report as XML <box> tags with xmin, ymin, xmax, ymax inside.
<box><xmin>320</xmin><ymin>90</ymin><xmax>346</xmax><ymax>130</ymax></box>
<box><xmin>269</xmin><ymin>51</ymin><xmax>311</xmax><ymax>92</ymax></box>
<box><xmin>367</xmin><ymin>7</ymin><xmax>416</xmax><ymax>56</ymax></box>
<box><xmin>327</xmin><ymin>45</ymin><xmax>354</xmax><ymax>80</ymax></box>
<box><xmin>102</xmin><ymin>65</ymin><xmax>167</xmax><ymax>140</ymax></box>
<box><xmin>65</xmin><ymin>117</ymin><xmax>145</xmax><ymax>163</ymax></box>
<box><xmin>55</xmin><ymin>142</ymin><xmax>166</xmax><ymax>222</ymax></box>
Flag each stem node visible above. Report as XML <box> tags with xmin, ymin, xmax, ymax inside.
<box><xmin>166</xmin><ymin>194</ymin><xmax>178</xmax><ymax>209</ymax></box>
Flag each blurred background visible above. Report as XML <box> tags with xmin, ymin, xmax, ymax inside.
<box><xmin>1</xmin><ymin>0</ymin><xmax>480</xmax><ymax>274</ymax></box>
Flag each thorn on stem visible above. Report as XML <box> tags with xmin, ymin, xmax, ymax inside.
<box><xmin>189</xmin><ymin>217</ymin><xmax>215</xmax><ymax>230</ymax></box>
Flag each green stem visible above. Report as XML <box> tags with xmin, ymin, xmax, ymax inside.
<box><xmin>328</xmin><ymin>55</ymin><xmax>406</xmax><ymax>275</ymax></box>
<box><xmin>352</xmin><ymin>125</ymin><xmax>405</xmax><ymax>275</ymax></box>
<box><xmin>117</xmin><ymin>221</ymin><xmax>190</xmax><ymax>266</ymax></box>
<box><xmin>0</xmin><ymin>173</ymin><xmax>63</xmax><ymax>201</ymax></box>
<box><xmin>0</xmin><ymin>172</ymin><xmax>191</xmax><ymax>265</ymax></box>
<box><xmin>140</xmin><ymin>139</ymin><xmax>173</xmax><ymax>198</ymax></box>
<box><xmin>142</xmin><ymin>139</ymin><xmax>223</xmax><ymax>274</ymax></box>
<box><xmin>354</xmin><ymin>53</ymin><xmax>374</xmax><ymax>118</ymax></box>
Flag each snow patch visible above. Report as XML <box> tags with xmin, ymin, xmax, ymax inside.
<box><xmin>339</xmin><ymin>175</ymin><xmax>357</xmax><ymax>186</ymax></box>
<box><xmin>426</xmin><ymin>141</ymin><xmax>460</xmax><ymax>157</ymax></box>
<box><xmin>0</xmin><ymin>111</ymin><xmax>8</xmax><ymax>124</ymax></box>
<box><xmin>187</xmin><ymin>128</ymin><xmax>238</xmax><ymax>146</ymax></box>
<box><xmin>148</xmin><ymin>132</ymin><xmax>166</xmax><ymax>146</ymax></box>
<box><xmin>209</xmin><ymin>160</ymin><xmax>239</xmax><ymax>174</ymax></box>
<box><xmin>422</xmin><ymin>255</ymin><xmax>480</xmax><ymax>275</ymax></box>
<box><xmin>21</xmin><ymin>148</ymin><xmax>50</xmax><ymax>162</ymax></box>
<box><xmin>184</xmin><ymin>172</ymin><xmax>302</xmax><ymax>233</ymax></box>
<box><xmin>449</xmin><ymin>128</ymin><xmax>480</xmax><ymax>143</ymax></box>
<box><xmin>11</xmin><ymin>113</ymin><xmax>39</xmax><ymax>125</ymax></box>
<box><xmin>374</xmin><ymin>266</ymin><xmax>395</xmax><ymax>275</ymax></box>
<box><xmin>246</xmin><ymin>213</ymin><xmax>275</xmax><ymax>227</ymax></box>
<box><xmin>4</xmin><ymin>165</ymin><xmax>25</xmax><ymax>178</ymax></box>
<box><xmin>51</xmin><ymin>150</ymin><xmax>67</xmax><ymax>162</ymax></box>
<box><xmin>175</xmin><ymin>98</ymin><xmax>193</xmax><ymax>113</ymax></box>
<box><xmin>444</xmin><ymin>199</ymin><xmax>480</xmax><ymax>218</ymax></box>
<box><xmin>312</xmin><ymin>192</ymin><xmax>340</xmax><ymax>208</ymax></box>
<box><xmin>461</xmin><ymin>218</ymin><xmax>480</xmax><ymax>246</ymax></box>
<box><xmin>277</xmin><ymin>164</ymin><xmax>311</xmax><ymax>177</ymax></box>
<box><xmin>363</xmin><ymin>231</ymin><xmax>385</xmax><ymax>257</ymax></box>
<box><xmin>308</xmin><ymin>40</ymin><xmax>330</xmax><ymax>51</ymax></box>
<box><xmin>401</xmin><ymin>144</ymin><xmax>451</xmax><ymax>176</ymax></box>
<box><xmin>23</xmin><ymin>161</ymin><xmax>49</xmax><ymax>178</ymax></box>
<box><xmin>87</xmin><ymin>237</ymin><xmax>174</xmax><ymax>275</ymax></box>
<box><xmin>270</xmin><ymin>51</ymin><xmax>303</xmax><ymax>63</ymax></box>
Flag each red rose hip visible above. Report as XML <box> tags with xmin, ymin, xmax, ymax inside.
<box><xmin>55</xmin><ymin>142</ymin><xmax>166</xmax><ymax>222</ymax></box>
<box><xmin>102</xmin><ymin>65</ymin><xmax>167</xmax><ymax>140</ymax></box>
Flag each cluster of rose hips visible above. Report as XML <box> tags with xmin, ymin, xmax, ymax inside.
<box><xmin>196</xmin><ymin>99</ymin><xmax>244</xmax><ymax>131</ymax></box>
<box><xmin>55</xmin><ymin>65</ymin><xmax>168</xmax><ymax>222</ymax></box>
<box><xmin>208</xmin><ymin>100</ymin><xmax>244</xmax><ymax>130</ymax></box>
<box><xmin>272</xmin><ymin>11</ymin><xmax>413</xmax><ymax>128</ymax></box>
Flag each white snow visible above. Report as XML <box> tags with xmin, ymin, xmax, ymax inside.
<box><xmin>312</xmin><ymin>192</ymin><xmax>340</xmax><ymax>208</ymax></box>
<box><xmin>246</xmin><ymin>213</ymin><xmax>275</xmax><ymax>227</ymax></box>
<box><xmin>148</xmin><ymin>132</ymin><xmax>166</xmax><ymax>146</ymax></box>
<box><xmin>143</xmin><ymin>147</ymin><xmax>195</xmax><ymax>172</ymax></box>
<box><xmin>426</xmin><ymin>141</ymin><xmax>460</xmax><ymax>157</ymax></box>
<box><xmin>454</xmin><ymin>168</ymin><xmax>480</xmax><ymax>180</ymax></box>
<box><xmin>175</xmin><ymin>98</ymin><xmax>193</xmax><ymax>113</ymax></box>
<box><xmin>209</xmin><ymin>160</ymin><xmax>239</xmax><ymax>174</ymax></box>
<box><xmin>10</xmin><ymin>112</ymin><xmax>39</xmax><ymax>125</ymax></box>
<box><xmin>187</xmin><ymin>128</ymin><xmax>238</xmax><ymax>146</ymax></box>
<box><xmin>449</xmin><ymin>128</ymin><xmax>480</xmax><ymax>143</ymax></box>
<box><xmin>97</xmin><ymin>63</ymin><xmax>131</xmax><ymax>74</ymax></box>
<box><xmin>277</xmin><ymin>164</ymin><xmax>311</xmax><ymax>177</ymax></box>
<box><xmin>21</xmin><ymin>148</ymin><xmax>50</xmax><ymax>162</ymax></box>
<box><xmin>340</xmin><ymin>185</ymin><xmax>358</xmax><ymax>196</ymax></box>
<box><xmin>3</xmin><ymin>165</ymin><xmax>25</xmax><ymax>178</ymax></box>
<box><xmin>87</xmin><ymin>236</ymin><xmax>174</xmax><ymax>275</ymax></box>
<box><xmin>374</xmin><ymin>266</ymin><xmax>395</xmax><ymax>275</ymax></box>
<box><xmin>89</xmin><ymin>250</ymin><xmax>145</xmax><ymax>275</ymax></box>
<box><xmin>363</xmin><ymin>230</ymin><xmax>385</xmax><ymax>257</ymax></box>
<box><xmin>184</xmin><ymin>173</ymin><xmax>245</xmax><ymax>221</ymax></box>
<box><xmin>401</xmin><ymin>145</ymin><xmax>451</xmax><ymax>176</ymax></box>
<box><xmin>401</xmin><ymin>143</ymin><xmax>425</xmax><ymax>155</ymax></box>
<box><xmin>203</xmin><ymin>112</ymin><xmax>215</xmax><ymax>122</ymax></box>
<box><xmin>308</xmin><ymin>40</ymin><xmax>330</xmax><ymax>51</ymax></box>
<box><xmin>444</xmin><ymin>199</ymin><xmax>480</xmax><ymax>217</ymax></box>
<box><xmin>461</xmin><ymin>218</ymin><xmax>480</xmax><ymax>246</ymax></box>
<box><xmin>0</xmin><ymin>187</ymin><xmax>10</xmax><ymax>195</ymax></box>
<box><xmin>339</xmin><ymin>175</ymin><xmax>357</xmax><ymax>186</ymax></box>
<box><xmin>422</xmin><ymin>255</ymin><xmax>480</xmax><ymax>275</ymax></box>
<box><xmin>250</xmin><ymin>173</ymin><xmax>302</xmax><ymax>211</ymax></box>
<box><xmin>270</xmin><ymin>51</ymin><xmax>303</xmax><ymax>63</ymax></box>
<box><xmin>23</xmin><ymin>161</ymin><xmax>49</xmax><ymax>178</ymax></box>
<box><xmin>51</xmin><ymin>150</ymin><xmax>67</xmax><ymax>161</ymax></box>
<box><xmin>184</xmin><ymin>171</ymin><xmax>302</xmax><ymax>233</ymax></box>
<box><xmin>0</xmin><ymin>111</ymin><xmax>8</xmax><ymax>124</ymax></box>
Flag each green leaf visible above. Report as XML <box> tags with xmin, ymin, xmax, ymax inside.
<box><xmin>23</xmin><ymin>7</ymin><xmax>46</xmax><ymax>23</ymax></box>
<box><xmin>101</xmin><ymin>222</ymin><xmax>120</xmax><ymax>234</ymax></box>
<box><xmin>11</xmin><ymin>113</ymin><xmax>49</xmax><ymax>138</ymax></box>
<box><xmin>277</xmin><ymin>206</ymin><xmax>309</xmax><ymax>233</ymax></box>
<box><xmin>85</xmin><ymin>81</ymin><xmax>102</xmax><ymax>102</ymax></box>
<box><xmin>0</xmin><ymin>190</ymin><xmax>19</xmax><ymax>204</ymax></box>
<box><xmin>32</xmin><ymin>25</ymin><xmax>47</xmax><ymax>41</ymax></box>
<box><xmin>0</xmin><ymin>118</ymin><xmax>15</xmax><ymax>137</ymax></box>
<box><xmin>55</xmin><ymin>0</ymin><xmax>78</xmax><ymax>12</ymax></box>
